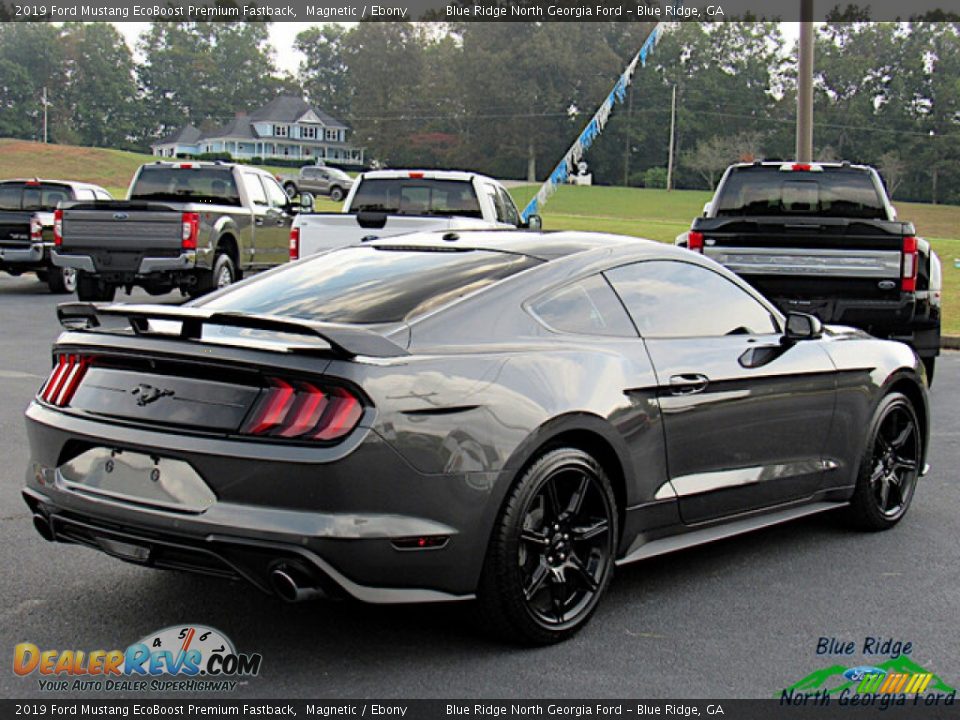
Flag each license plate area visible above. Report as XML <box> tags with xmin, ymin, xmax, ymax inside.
<box><xmin>57</xmin><ymin>447</ymin><xmax>216</xmax><ymax>513</ymax></box>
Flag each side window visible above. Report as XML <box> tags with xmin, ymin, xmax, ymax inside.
<box><xmin>242</xmin><ymin>173</ymin><xmax>267</xmax><ymax>207</ymax></box>
<box><xmin>605</xmin><ymin>260</ymin><xmax>778</xmax><ymax>338</ymax></box>
<box><xmin>74</xmin><ymin>189</ymin><xmax>95</xmax><ymax>202</ymax></box>
<box><xmin>485</xmin><ymin>184</ymin><xmax>508</xmax><ymax>223</ymax></box>
<box><xmin>94</xmin><ymin>190</ymin><xmax>112</xmax><ymax>201</ymax></box>
<box><xmin>528</xmin><ymin>274</ymin><xmax>636</xmax><ymax>337</ymax></box>
<box><xmin>497</xmin><ymin>187</ymin><xmax>520</xmax><ymax>226</ymax></box>
<box><xmin>261</xmin><ymin>176</ymin><xmax>289</xmax><ymax>209</ymax></box>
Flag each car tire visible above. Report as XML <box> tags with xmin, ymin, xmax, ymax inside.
<box><xmin>477</xmin><ymin>447</ymin><xmax>618</xmax><ymax>645</ymax></box>
<box><xmin>284</xmin><ymin>182</ymin><xmax>298</xmax><ymax>199</ymax></box>
<box><xmin>46</xmin><ymin>267</ymin><xmax>77</xmax><ymax>294</ymax></box>
<box><xmin>329</xmin><ymin>186</ymin><xmax>345</xmax><ymax>202</ymax></box>
<box><xmin>76</xmin><ymin>272</ymin><xmax>116</xmax><ymax>302</ymax></box>
<box><xmin>921</xmin><ymin>356</ymin><xmax>935</xmax><ymax>384</ymax></box>
<box><xmin>847</xmin><ymin>392</ymin><xmax>921</xmax><ymax>531</ymax></box>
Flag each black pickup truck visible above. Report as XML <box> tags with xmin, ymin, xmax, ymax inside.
<box><xmin>0</xmin><ymin>179</ymin><xmax>112</xmax><ymax>293</ymax></box>
<box><xmin>678</xmin><ymin>162</ymin><xmax>942</xmax><ymax>381</ymax></box>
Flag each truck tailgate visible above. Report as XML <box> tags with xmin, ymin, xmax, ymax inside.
<box><xmin>61</xmin><ymin>202</ymin><xmax>182</xmax><ymax>272</ymax></box>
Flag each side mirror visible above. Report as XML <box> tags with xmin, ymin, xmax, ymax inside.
<box><xmin>524</xmin><ymin>214</ymin><xmax>542</xmax><ymax>231</ymax></box>
<box><xmin>299</xmin><ymin>192</ymin><xmax>315</xmax><ymax>212</ymax></box>
<box><xmin>784</xmin><ymin>312</ymin><xmax>823</xmax><ymax>343</ymax></box>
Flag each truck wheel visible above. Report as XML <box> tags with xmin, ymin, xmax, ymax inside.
<box><xmin>76</xmin><ymin>273</ymin><xmax>116</xmax><ymax>302</ymax></box>
<box><xmin>188</xmin><ymin>253</ymin><xmax>236</xmax><ymax>298</ymax></box>
<box><xmin>329</xmin><ymin>186</ymin><xmax>345</xmax><ymax>202</ymax></box>
<box><xmin>46</xmin><ymin>267</ymin><xmax>77</xmax><ymax>294</ymax></box>
<box><xmin>284</xmin><ymin>182</ymin><xmax>298</xmax><ymax>199</ymax></box>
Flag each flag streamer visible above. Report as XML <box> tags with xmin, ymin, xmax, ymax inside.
<box><xmin>521</xmin><ymin>23</ymin><xmax>665</xmax><ymax>221</ymax></box>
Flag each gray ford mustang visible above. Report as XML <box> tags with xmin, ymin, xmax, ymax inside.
<box><xmin>23</xmin><ymin>231</ymin><xmax>929</xmax><ymax>644</ymax></box>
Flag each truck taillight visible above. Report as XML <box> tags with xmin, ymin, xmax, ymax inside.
<box><xmin>289</xmin><ymin>227</ymin><xmax>300</xmax><ymax>260</ymax></box>
<box><xmin>687</xmin><ymin>231</ymin><xmax>704</xmax><ymax>253</ymax></box>
<box><xmin>901</xmin><ymin>236</ymin><xmax>918</xmax><ymax>292</ymax></box>
<box><xmin>240</xmin><ymin>379</ymin><xmax>363</xmax><ymax>442</ymax></box>
<box><xmin>39</xmin><ymin>354</ymin><xmax>94</xmax><ymax>408</ymax></box>
<box><xmin>181</xmin><ymin>212</ymin><xmax>200</xmax><ymax>250</ymax></box>
<box><xmin>30</xmin><ymin>213</ymin><xmax>43</xmax><ymax>243</ymax></box>
<box><xmin>53</xmin><ymin>209</ymin><xmax>63</xmax><ymax>247</ymax></box>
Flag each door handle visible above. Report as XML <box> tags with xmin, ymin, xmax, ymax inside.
<box><xmin>669</xmin><ymin>374</ymin><xmax>709</xmax><ymax>395</ymax></box>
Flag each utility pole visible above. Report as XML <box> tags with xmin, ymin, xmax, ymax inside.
<box><xmin>796</xmin><ymin>0</ymin><xmax>814</xmax><ymax>161</ymax></box>
<box><xmin>42</xmin><ymin>87</ymin><xmax>49</xmax><ymax>144</ymax></box>
<box><xmin>666</xmin><ymin>84</ymin><xmax>677</xmax><ymax>191</ymax></box>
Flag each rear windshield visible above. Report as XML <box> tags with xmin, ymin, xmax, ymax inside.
<box><xmin>714</xmin><ymin>167</ymin><xmax>886</xmax><ymax>219</ymax></box>
<box><xmin>0</xmin><ymin>183</ymin><xmax>72</xmax><ymax>211</ymax></box>
<box><xmin>193</xmin><ymin>246</ymin><xmax>540</xmax><ymax>323</ymax></box>
<box><xmin>350</xmin><ymin>179</ymin><xmax>482</xmax><ymax>218</ymax></box>
<box><xmin>130</xmin><ymin>167</ymin><xmax>241</xmax><ymax>206</ymax></box>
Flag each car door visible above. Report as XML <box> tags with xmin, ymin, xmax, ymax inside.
<box><xmin>605</xmin><ymin>259</ymin><xmax>837</xmax><ymax>525</ymax></box>
<box><xmin>251</xmin><ymin>173</ymin><xmax>293</xmax><ymax>267</ymax></box>
<box><xmin>302</xmin><ymin>167</ymin><xmax>328</xmax><ymax>195</ymax></box>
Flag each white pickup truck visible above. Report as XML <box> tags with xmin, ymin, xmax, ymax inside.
<box><xmin>289</xmin><ymin>169</ymin><xmax>540</xmax><ymax>259</ymax></box>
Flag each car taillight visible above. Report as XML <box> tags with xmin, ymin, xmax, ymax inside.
<box><xmin>181</xmin><ymin>212</ymin><xmax>200</xmax><ymax>250</ymax></box>
<box><xmin>687</xmin><ymin>230</ymin><xmax>704</xmax><ymax>253</ymax></box>
<box><xmin>30</xmin><ymin>213</ymin><xmax>43</xmax><ymax>243</ymax></box>
<box><xmin>289</xmin><ymin>227</ymin><xmax>300</xmax><ymax>261</ymax></box>
<box><xmin>241</xmin><ymin>379</ymin><xmax>363</xmax><ymax>442</ymax></box>
<box><xmin>38</xmin><ymin>354</ymin><xmax>93</xmax><ymax>407</ymax></box>
<box><xmin>901</xmin><ymin>236</ymin><xmax>918</xmax><ymax>292</ymax></box>
<box><xmin>53</xmin><ymin>209</ymin><xmax>63</xmax><ymax>247</ymax></box>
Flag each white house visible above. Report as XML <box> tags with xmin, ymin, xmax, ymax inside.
<box><xmin>151</xmin><ymin>96</ymin><xmax>364</xmax><ymax>167</ymax></box>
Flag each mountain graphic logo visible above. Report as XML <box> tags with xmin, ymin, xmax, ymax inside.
<box><xmin>782</xmin><ymin>656</ymin><xmax>955</xmax><ymax>696</ymax></box>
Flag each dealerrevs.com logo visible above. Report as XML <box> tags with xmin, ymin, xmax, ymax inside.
<box><xmin>13</xmin><ymin>625</ymin><xmax>262</xmax><ymax>692</ymax></box>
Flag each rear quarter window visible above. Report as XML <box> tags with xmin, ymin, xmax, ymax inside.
<box><xmin>528</xmin><ymin>275</ymin><xmax>636</xmax><ymax>337</ymax></box>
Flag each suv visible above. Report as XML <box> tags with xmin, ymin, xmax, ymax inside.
<box><xmin>280</xmin><ymin>165</ymin><xmax>354</xmax><ymax>202</ymax></box>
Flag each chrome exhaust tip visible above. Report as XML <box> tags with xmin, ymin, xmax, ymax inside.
<box><xmin>269</xmin><ymin>566</ymin><xmax>323</xmax><ymax>602</ymax></box>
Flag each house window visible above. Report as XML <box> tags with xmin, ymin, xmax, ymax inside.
<box><xmin>301</xmin><ymin>126</ymin><xmax>317</xmax><ymax>140</ymax></box>
<box><xmin>273</xmin><ymin>125</ymin><xmax>288</xmax><ymax>138</ymax></box>
<box><xmin>325</xmin><ymin>128</ymin><xmax>339</xmax><ymax>141</ymax></box>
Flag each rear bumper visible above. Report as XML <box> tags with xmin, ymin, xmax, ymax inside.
<box><xmin>22</xmin><ymin>402</ymin><xmax>492</xmax><ymax>602</ymax></box>
<box><xmin>0</xmin><ymin>242</ymin><xmax>50</xmax><ymax>268</ymax></box>
<box><xmin>52</xmin><ymin>250</ymin><xmax>197</xmax><ymax>280</ymax></box>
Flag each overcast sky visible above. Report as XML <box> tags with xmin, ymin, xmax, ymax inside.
<box><xmin>114</xmin><ymin>22</ymin><xmax>803</xmax><ymax>78</ymax></box>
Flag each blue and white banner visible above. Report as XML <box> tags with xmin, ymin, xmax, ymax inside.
<box><xmin>521</xmin><ymin>23</ymin><xmax>665</xmax><ymax>221</ymax></box>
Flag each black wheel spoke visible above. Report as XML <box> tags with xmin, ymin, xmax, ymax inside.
<box><xmin>569</xmin><ymin>555</ymin><xmax>599</xmax><ymax>592</ymax></box>
<box><xmin>878</xmin><ymin>476</ymin><xmax>891</xmax><ymax>510</ymax></box>
<box><xmin>571</xmin><ymin>519</ymin><xmax>609</xmax><ymax>542</ymax></box>
<box><xmin>549</xmin><ymin>571</ymin><xmax>567</xmax><ymax>623</ymax></box>
<box><xmin>566</xmin><ymin>474</ymin><xmax>590</xmax><ymax>519</ymax></box>
<box><xmin>523</xmin><ymin>561</ymin><xmax>549</xmax><ymax>600</ymax></box>
<box><xmin>894</xmin><ymin>455</ymin><xmax>918</xmax><ymax>471</ymax></box>
<box><xmin>890</xmin><ymin>420</ymin><xmax>915</xmax><ymax>449</ymax></box>
<box><xmin>520</xmin><ymin>529</ymin><xmax>549</xmax><ymax>547</ymax></box>
<box><xmin>544</xmin><ymin>479</ymin><xmax>562</xmax><ymax>522</ymax></box>
<box><xmin>869</xmin><ymin>462</ymin><xmax>885</xmax><ymax>485</ymax></box>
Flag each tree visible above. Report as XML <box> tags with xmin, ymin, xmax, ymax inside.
<box><xmin>296</xmin><ymin>25</ymin><xmax>350</xmax><ymax>119</ymax></box>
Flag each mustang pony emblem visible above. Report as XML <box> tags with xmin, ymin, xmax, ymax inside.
<box><xmin>131</xmin><ymin>384</ymin><xmax>174</xmax><ymax>406</ymax></box>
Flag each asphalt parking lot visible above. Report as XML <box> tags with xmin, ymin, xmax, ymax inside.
<box><xmin>1</xmin><ymin>273</ymin><xmax>958</xmax><ymax>700</ymax></box>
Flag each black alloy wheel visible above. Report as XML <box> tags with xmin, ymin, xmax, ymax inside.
<box><xmin>478</xmin><ymin>447</ymin><xmax>617</xmax><ymax>644</ymax></box>
<box><xmin>848</xmin><ymin>392</ymin><xmax>921</xmax><ymax>530</ymax></box>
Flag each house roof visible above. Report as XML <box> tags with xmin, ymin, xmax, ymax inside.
<box><xmin>152</xmin><ymin>124</ymin><xmax>201</xmax><ymax>147</ymax></box>
<box><xmin>202</xmin><ymin>114</ymin><xmax>257</xmax><ymax>141</ymax></box>
<box><xmin>249</xmin><ymin>95</ymin><xmax>348</xmax><ymax>129</ymax></box>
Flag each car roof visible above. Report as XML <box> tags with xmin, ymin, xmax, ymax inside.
<box><xmin>729</xmin><ymin>161</ymin><xmax>872</xmax><ymax>172</ymax></box>
<box><xmin>359</xmin><ymin>169</ymin><xmax>494</xmax><ymax>183</ymax></box>
<box><xmin>367</xmin><ymin>229</ymin><xmax>659</xmax><ymax>261</ymax></box>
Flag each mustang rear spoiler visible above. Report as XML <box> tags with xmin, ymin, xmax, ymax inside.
<box><xmin>56</xmin><ymin>303</ymin><xmax>409</xmax><ymax>358</ymax></box>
